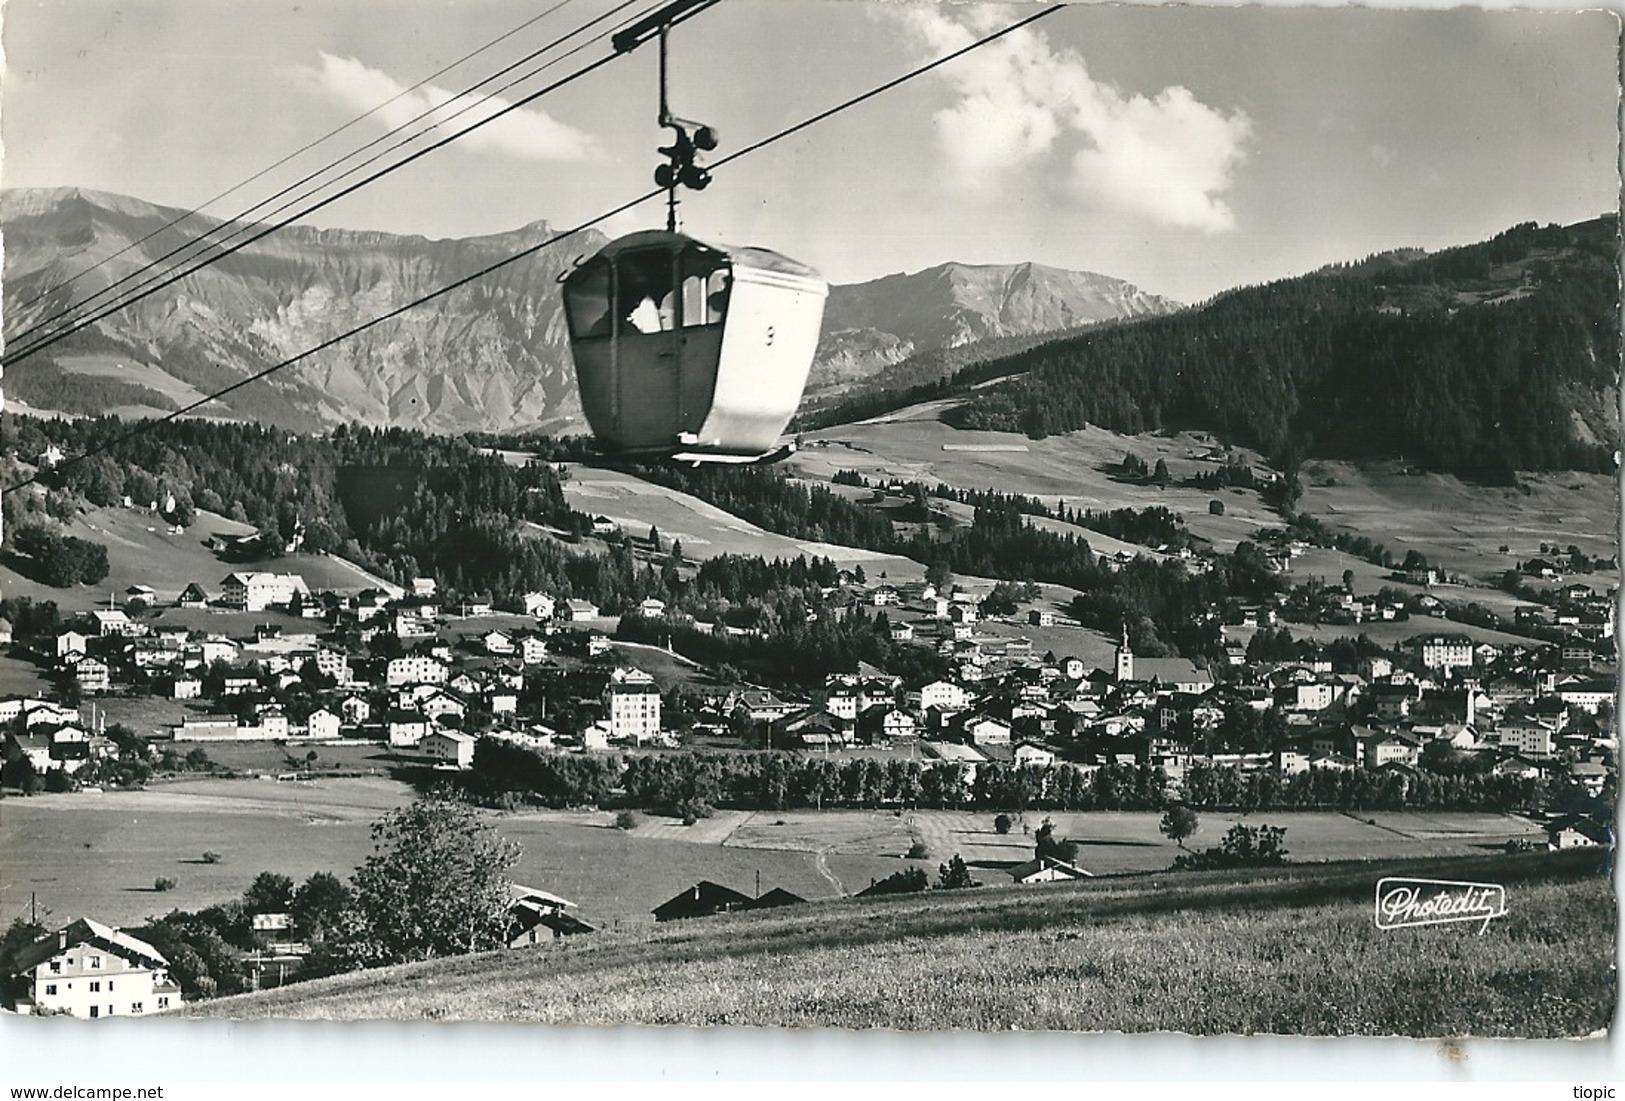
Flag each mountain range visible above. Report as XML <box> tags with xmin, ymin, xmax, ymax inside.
<box><xmin>1</xmin><ymin>187</ymin><xmax>1175</xmax><ymax>432</ymax></box>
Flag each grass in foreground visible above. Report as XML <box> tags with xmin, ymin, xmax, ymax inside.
<box><xmin>193</xmin><ymin>851</ymin><xmax>1615</xmax><ymax>1036</ymax></box>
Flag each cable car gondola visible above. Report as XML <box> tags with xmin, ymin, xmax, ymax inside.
<box><xmin>560</xmin><ymin>0</ymin><xmax>827</xmax><ymax>465</ymax></box>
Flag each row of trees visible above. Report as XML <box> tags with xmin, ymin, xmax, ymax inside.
<box><xmin>469</xmin><ymin>744</ymin><xmax>1573</xmax><ymax>815</ymax></box>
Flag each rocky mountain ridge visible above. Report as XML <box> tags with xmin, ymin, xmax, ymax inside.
<box><xmin>3</xmin><ymin>187</ymin><xmax>1177</xmax><ymax>431</ymax></box>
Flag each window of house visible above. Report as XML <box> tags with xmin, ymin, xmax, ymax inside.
<box><xmin>157</xmin><ymin>996</ymin><xmax>169</xmax><ymax>1009</ymax></box>
<box><xmin>89</xmin><ymin>981</ymin><xmax>100</xmax><ymax>992</ymax></box>
<box><xmin>44</xmin><ymin>984</ymin><xmax>56</xmax><ymax>996</ymax></box>
<box><xmin>131</xmin><ymin>1002</ymin><xmax>144</xmax><ymax>1014</ymax></box>
<box><xmin>89</xmin><ymin>1006</ymin><xmax>99</xmax><ymax>1019</ymax></box>
<box><xmin>89</xmin><ymin>955</ymin><xmax>101</xmax><ymax>969</ymax></box>
<box><xmin>48</xmin><ymin>960</ymin><xmax>60</xmax><ymax>973</ymax></box>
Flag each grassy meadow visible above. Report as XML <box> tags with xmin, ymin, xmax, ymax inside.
<box><xmin>3</xmin><ymin>773</ymin><xmax>1551</xmax><ymax>936</ymax></box>
<box><xmin>192</xmin><ymin>850</ymin><xmax>1615</xmax><ymax>1035</ymax></box>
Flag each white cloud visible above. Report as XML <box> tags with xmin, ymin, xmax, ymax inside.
<box><xmin>303</xmin><ymin>52</ymin><xmax>599</xmax><ymax>162</ymax></box>
<box><xmin>891</xmin><ymin>6</ymin><xmax>1252</xmax><ymax>233</ymax></box>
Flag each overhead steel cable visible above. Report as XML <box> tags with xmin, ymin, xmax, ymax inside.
<box><xmin>5</xmin><ymin>0</ymin><xmax>663</xmax><ymax>361</ymax></box>
<box><xmin>6</xmin><ymin>0</ymin><xmax>584</xmax><ymax>324</ymax></box>
<box><xmin>4</xmin><ymin>2</ymin><xmax>1064</xmax><ymax>496</ymax></box>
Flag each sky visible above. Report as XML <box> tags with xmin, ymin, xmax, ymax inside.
<box><xmin>1</xmin><ymin>0</ymin><xmax>1618</xmax><ymax>303</ymax></box>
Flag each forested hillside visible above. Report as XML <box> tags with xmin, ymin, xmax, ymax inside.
<box><xmin>939</xmin><ymin>217</ymin><xmax>1619</xmax><ymax>474</ymax></box>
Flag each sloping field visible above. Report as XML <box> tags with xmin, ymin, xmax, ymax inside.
<box><xmin>791</xmin><ymin>415</ymin><xmax>1279</xmax><ymax>551</ymax></box>
<box><xmin>191</xmin><ymin>849</ymin><xmax>1614</xmax><ymax>1035</ymax></box>
<box><xmin>554</xmin><ymin>463</ymin><xmax>926</xmax><ymax>579</ymax></box>
<box><xmin>0</xmin><ymin>505</ymin><xmax>392</xmax><ymax>613</ymax></box>
<box><xmin>1297</xmin><ymin>460</ymin><xmax>1619</xmax><ymax>581</ymax></box>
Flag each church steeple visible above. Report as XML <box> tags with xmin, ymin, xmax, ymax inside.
<box><xmin>1115</xmin><ymin>623</ymin><xmax>1134</xmax><ymax>682</ymax></box>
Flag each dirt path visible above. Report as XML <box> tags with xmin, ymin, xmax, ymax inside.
<box><xmin>813</xmin><ymin>846</ymin><xmax>844</xmax><ymax>896</ymax></box>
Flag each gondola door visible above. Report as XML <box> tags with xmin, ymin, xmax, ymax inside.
<box><xmin>608</xmin><ymin>244</ymin><xmax>684</xmax><ymax>450</ymax></box>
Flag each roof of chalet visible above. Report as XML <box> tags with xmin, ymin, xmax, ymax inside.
<box><xmin>508</xmin><ymin>883</ymin><xmax>577</xmax><ymax>909</ymax></box>
<box><xmin>744</xmin><ymin>887</ymin><xmax>807</xmax><ymax>910</ymax></box>
<box><xmin>1008</xmin><ymin>856</ymin><xmax>1093</xmax><ymax>882</ymax></box>
<box><xmin>10</xmin><ymin>918</ymin><xmax>170</xmax><ymax>977</ymax></box>
<box><xmin>652</xmin><ymin>880</ymin><xmax>753</xmax><ymax>922</ymax></box>
<box><xmin>1544</xmin><ymin>814</ymin><xmax>1613</xmax><ymax>843</ymax></box>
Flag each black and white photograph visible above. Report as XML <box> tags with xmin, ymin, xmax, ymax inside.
<box><xmin>0</xmin><ymin>0</ymin><xmax>1617</xmax><ymax>1084</ymax></box>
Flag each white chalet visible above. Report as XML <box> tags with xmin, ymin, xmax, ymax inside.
<box><xmin>9</xmin><ymin>918</ymin><xmax>182</xmax><ymax>1019</ymax></box>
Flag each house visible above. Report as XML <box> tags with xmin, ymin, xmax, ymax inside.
<box><xmin>1544</xmin><ymin>814</ymin><xmax>1613</xmax><ymax>851</ymax></box>
<box><xmin>92</xmin><ymin>610</ymin><xmax>134</xmax><ymax>637</ymax></box>
<box><xmin>393</xmin><ymin>613</ymin><xmax>435</xmax><ymax>640</ymax></box>
<box><xmin>1496</xmin><ymin>721</ymin><xmax>1557</xmax><ymax>759</ymax></box>
<box><xmin>506</xmin><ymin>884</ymin><xmax>593</xmax><ymax>947</ymax></box>
<box><xmin>7</xmin><ymin>918</ymin><xmax>182</xmax><ymax>1018</ymax></box>
<box><xmin>857</xmin><ymin>705</ymin><xmax>916</xmax><ymax>741</ymax></box>
<box><xmin>743</xmin><ymin>887</ymin><xmax>806</xmax><ymax>911</ymax></box>
<box><xmin>637</xmin><ymin>597</ymin><xmax>668</xmax><ymax>618</ymax></box>
<box><xmin>581</xmin><ymin>721</ymin><xmax>613</xmax><ymax>751</ymax></box>
<box><xmin>306</xmin><ymin>709</ymin><xmax>341</xmax><ymax>741</ymax></box>
<box><xmin>423</xmin><ymin>729</ymin><xmax>478</xmax><ymax>769</ymax></box>
<box><xmin>1411</xmin><ymin>634</ymin><xmax>1474</xmax><ymax>674</ymax></box>
<box><xmin>56</xmin><ymin>631</ymin><xmax>90</xmax><ymax>660</ymax></box>
<box><xmin>916</xmin><ymin>679</ymin><xmax>972</xmax><ymax>714</ymax></box>
<box><xmin>339</xmin><ymin>696</ymin><xmax>371</xmax><ymax>726</ymax></box>
<box><xmin>220</xmin><ymin>572</ymin><xmax>310</xmax><ymax>613</ymax></box>
<box><xmin>482</xmin><ymin>630</ymin><xmax>515</xmax><ymax>656</ymax></box>
<box><xmin>256</xmin><ymin>706</ymin><xmax>290</xmax><ymax>740</ymax></box>
<box><xmin>1013</xmin><ymin>741</ymin><xmax>1056</xmax><ymax>768</ymax></box>
<box><xmin>75</xmin><ymin>658</ymin><xmax>111</xmax><ymax>694</ymax></box>
<box><xmin>961</xmin><ymin>714</ymin><xmax>1013</xmax><ymax>746</ymax></box>
<box><xmin>411</xmin><ymin>687</ymin><xmax>468</xmax><ymax>722</ymax></box>
<box><xmin>386</xmin><ymin>655</ymin><xmax>449</xmax><ymax>688</ymax></box>
<box><xmin>605</xmin><ymin>673</ymin><xmax>661</xmax><ymax>744</ymax></box>
<box><xmin>522</xmin><ymin>592</ymin><xmax>556</xmax><ymax>619</ymax></box>
<box><xmin>563</xmin><ymin>599</ymin><xmax>601</xmax><ymax>622</ymax></box>
<box><xmin>387</xmin><ymin>710</ymin><xmax>431</xmax><ymax>748</ymax></box>
<box><xmin>519</xmin><ymin>636</ymin><xmax>550</xmax><ymax>665</ymax></box>
<box><xmin>889</xmin><ymin>621</ymin><xmax>915</xmax><ymax>642</ymax></box>
<box><xmin>780</xmin><ymin>708</ymin><xmax>853</xmax><ymax>749</ymax></box>
<box><xmin>652</xmin><ymin>881</ymin><xmax>753</xmax><ymax>923</ymax></box>
<box><xmin>1029</xmin><ymin>609</ymin><xmax>1056</xmax><ymax>627</ymax></box>
<box><xmin>736</xmin><ymin>690</ymin><xmax>800</xmax><ymax>724</ymax></box>
<box><xmin>1007</xmin><ymin>856</ymin><xmax>1093</xmax><ymax>884</ymax></box>
<box><xmin>1362</xmin><ymin>731</ymin><xmax>1421</xmax><ymax>769</ymax></box>
<box><xmin>1556</xmin><ymin>679</ymin><xmax>1615</xmax><ymax>714</ymax></box>
<box><xmin>172</xmin><ymin>676</ymin><xmax>204</xmax><ymax>701</ymax></box>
